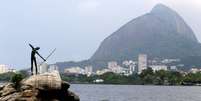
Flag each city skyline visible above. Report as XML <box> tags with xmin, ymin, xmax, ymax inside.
<box><xmin>1</xmin><ymin>0</ymin><xmax>201</xmax><ymax>69</ymax></box>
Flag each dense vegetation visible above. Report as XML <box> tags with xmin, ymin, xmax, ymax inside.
<box><xmin>0</xmin><ymin>72</ymin><xmax>16</xmax><ymax>81</ymax></box>
<box><xmin>0</xmin><ymin>70</ymin><xmax>28</xmax><ymax>82</ymax></box>
<box><xmin>1</xmin><ymin>69</ymin><xmax>201</xmax><ymax>86</ymax></box>
<box><xmin>61</xmin><ymin>68</ymin><xmax>201</xmax><ymax>85</ymax></box>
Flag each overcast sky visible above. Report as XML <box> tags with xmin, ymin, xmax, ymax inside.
<box><xmin>0</xmin><ymin>0</ymin><xmax>201</xmax><ymax>69</ymax></box>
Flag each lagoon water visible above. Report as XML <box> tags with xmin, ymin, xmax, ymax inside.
<box><xmin>70</xmin><ymin>84</ymin><xmax>201</xmax><ymax>101</ymax></box>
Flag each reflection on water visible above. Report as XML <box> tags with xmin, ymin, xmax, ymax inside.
<box><xmin>70</xmin><ymin>84</ymin><xmax>201</xmax><ymax>101</ymax></box>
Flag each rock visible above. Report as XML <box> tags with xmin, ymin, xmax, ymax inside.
<box><xmin>0</xmin><ymin>83</ymin><xmax>16</xmax><ymax>96</ymax></box>
<box><xmin>0</xmin><ymin>71</ymin><xmax>80</xmax><ymax>101</ymax></box>
<box><xmin>0</xmin><ymin>85</ymin><xmax>4</xmax><ymax>91</ymax></box>
<box><xmin>61</xmin><ymin>81</ymin><xmax>70</xmax><ymax>90</ymax></box>
<box><xmin>0</xmin><ymin>92</ymin><xmax>21</xmax><ymax>101</ymax></box>
<box><xmin>68</xmin><ymin>90</ymin><xmax>80</xmax><ymax>101</ymax></box>
<box><xmin>21</xmin><ymin>71</ymin><xmax>62</xmax><ymax>90</ymax></box>
<box><xmin>22</xmin><ymin>90</ymin><xmax>35</xmax><ymax>97</ymax></box>
<box><xmin>15</xmin><ymin>97</ymin><xmax>37</xmax><ymax>101</ymax></box>
<box><xmin>20</xmin><ymin>85</ymin><xmax>33</xmax><ymax>91</ymax></box>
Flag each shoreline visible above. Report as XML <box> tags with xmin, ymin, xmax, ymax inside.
<box><xmin>1</xmin><ymin>81</ymin><xmax>200</xmax><ymax>87</ymax></box>
<box><xmin>69</xmin><ymin>83</ymin><xmax>201</xmax><ymax>87</ymax></box>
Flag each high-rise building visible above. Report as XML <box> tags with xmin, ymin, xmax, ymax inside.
<box><xmin>85</xmin><ymin>66</ymin><xmax>93</xmax><ymax>76</ymax></box>
<box><xmin>129</xmin><ymin>61</ymin><xmax>136</xmax><ymax>74</ymax></box>
<box><xmin>0</xmin><ymin>64</ymin><xmax>9</xmax><ymax>74</ymax></box>
<box><xmin>138</xmin><ymin>54</ymin><xmax>147</xmax><ymax>74</ymax></box>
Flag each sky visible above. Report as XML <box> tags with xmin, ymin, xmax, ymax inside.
<box><xmin>0</xmin><ymin>0</ymin><xmax>201</xmax><ymax>69</ymax></box>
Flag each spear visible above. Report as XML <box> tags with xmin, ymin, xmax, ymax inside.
<box><xmin>39</xmin><ymin>48</ymin><xmax>56</xmax><ymax>67</ymax></box>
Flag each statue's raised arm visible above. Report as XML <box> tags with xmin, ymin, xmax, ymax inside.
<box><xmin>29</xmin><ymin>44</ymin><xmax>35</xmax><ymax>50</ymax></box>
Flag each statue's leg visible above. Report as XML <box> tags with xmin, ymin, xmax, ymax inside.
<box><xmin>31</xmin><ymin>58</ymin><xmax>33</xmax><ymax>75</ymax></box>
<box><xmin>33</xmin><ymin>57</ymin><xmax>37</xmax><ymax>74</ymax></box>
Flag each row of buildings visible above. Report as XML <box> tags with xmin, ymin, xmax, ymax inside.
<box><xmin>0</xmin><ymin>63</ymin><xmax>60</xmax><ymax>75</ymax></box>
<box><xmin>64</xmin><ymin>66</ymin><xmax>93</xmax><ymax>76</ymax></box>
<box><xmin>63</xmin><ymin>54</ymin><xmax>181</xmax><ymax>76</ymax></box>
<box><xmin>97</xmin><ymin>54</ymin><xmax>181</xmax><ymax>76</ymax></box>
<box><xmin>0</xmin><ymin>64</ymin><xmax>16</xmax><ymax>74</ymax></box>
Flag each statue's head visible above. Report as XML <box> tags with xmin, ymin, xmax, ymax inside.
<box><xmin>35</xmin><ymin>47</ymin><xmax>40</xmax><ymax>50</ymax></box>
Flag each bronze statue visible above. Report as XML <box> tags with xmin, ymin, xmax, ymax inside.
<box><xmin>29</xmin><ymin>44</ymin><xmax>46</xmax><ymax>75</ymax></box>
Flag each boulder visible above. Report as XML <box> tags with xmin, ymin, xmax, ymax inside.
<box><xmin>21</xmin><ymin>71</ymin><xmax>62</xmax><ymax>90</ymax></box>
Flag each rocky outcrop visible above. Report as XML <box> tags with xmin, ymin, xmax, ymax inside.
<box><xmin>22</xmin><ymin>71</ymin><xmax>62</xmax><ymax>90</ymax></box>
<box><xmin>0</xmin><ymin>71</ymin><xmax>80</xmax><ymax>101</ymax></box>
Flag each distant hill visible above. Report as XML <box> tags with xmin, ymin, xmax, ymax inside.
<box><xmin>55</xmin><ymin>60</ymin><xmax>108</xmax><ymax>72</ymax></box>
<box><xmin>56</xmin><ymin>4</ymin><xmax>201</xmax><ymax>71</ymax></box>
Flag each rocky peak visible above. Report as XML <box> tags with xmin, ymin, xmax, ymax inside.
<box><xmin>151</xmin><ymin>4</ymin><xmax>197</xmax><ymax>42</ymax></box>
<box><xmin>151</xmin><ymin>4</ymin><xmax>174</xmax><ymax>14</ymax></box>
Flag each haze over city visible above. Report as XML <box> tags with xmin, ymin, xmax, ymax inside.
<box><xmin>1</xmin><ymin>0</ymin><xmax>201</xmax><ymax>69</ymax></box>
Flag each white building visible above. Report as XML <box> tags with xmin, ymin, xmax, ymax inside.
<box><xmin>96</xmin><ymin>69</ymin><xmax>111</xmax><ymax>75</ymax></box>
<box><xmin>0</xmin><ymin>64</ymin><xmax>9</xmax><ymax>74</ymax></box>
<box><xmin>170</xmin><ymin>66</ymin><xmax>177</xmax><ymax>71</ymax></box>
<box><xmin>49</xmin><ymin>65</ymin><xmax>59</xmax><ymax>72</ymax></box>
<box><xmin>149</xmin><ymin>65</ymin><xmax>168</xmax><ymax>72</ymax></box>
<box><xmin>122</xmin><ymin>60</ymin><xmax>136</xmax><ymax>75</ymax></box>
<box><xmin>190</xmin><ymin>68</ymin><xmax>201</xmax><ymax>73</ymax></box>
<box><xmin>93</xmin><ymin>79</ymin><xmax>104</xmax><ymax>83</ymax></box>
<box><xmin>108</xmin><ymin>61</ymin><xmax>123</xmax><ymax>74</ymax></box>
<box><xmin>0</xmin><ymin>64</ymin><xmax>15</xmax><ymax>74</ymax></box>
<box><xmin>161</xmin><ymin>59</ymin><xmax>180</xmax><ymax>64</ymax></box>
<box><xmin>8</xmin><ymin>69</ymin><xmax>16</xmax><ymax>73</ymax></box>
<box><xmin>138</xmin><ymin>54</ymin><xmax>147</xmax><ymax>74</ymax></box>
<box><xmin>108</xmin><ymin>61</ymin><xmax>118</xmax><ymax>69</ymax></box>
<box><xmin>64</xmin><ymin>67</ymin><xmax>85</xmax><ymax>74</ymax></box>
<box><xmin>85</xmin><ymin>66</ymin><xmax>93</xmax><ymax>76</ymax></box>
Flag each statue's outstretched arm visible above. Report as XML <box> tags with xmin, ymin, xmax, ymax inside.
<box><xmin>36</xmin><ymin>52</ymin><xmax>46</xmax><ymax>61</ymax></box>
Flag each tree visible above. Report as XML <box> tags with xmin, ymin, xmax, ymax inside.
<box><xmin>11</xmin><ymin>73</ymin><xmax>24</xmax><ymax>89</ymax></box>
<box><xmin>168</xmin><ymin>71</ymin><xmax>183</xmax><ymax>85</ymax></box>
<box><xmin>154</xmin><ymin>70</ymin><xmax>169</xmax><ymax>85</ymax></box>
<box><xmin>139</xmin><ymin>68</ymin><xmax>154</xmax><ymax>84</ymax></box>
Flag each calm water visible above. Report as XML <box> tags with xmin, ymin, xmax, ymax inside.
<box><xmin>70</xmin><ymin>84</ymin><xmax>201</xmax><ymax>101</ymax></box>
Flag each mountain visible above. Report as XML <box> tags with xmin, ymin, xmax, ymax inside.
<box><xmin>56</xmin><ymin>4</ymin><xmax>201</xmax><ymax>71</ymax></box>
<box><xmin>90</xmin><ymin>4</ymin><xmax>201</xmax><ymax>62</ymax></box>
